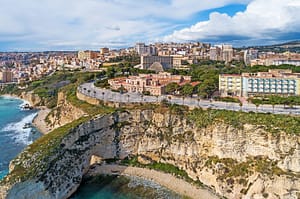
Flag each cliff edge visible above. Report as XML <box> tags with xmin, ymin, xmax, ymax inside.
<box><xmin>0</xmin><ymin>107</ymin><xmax>299</xmax><ymax>199</ymax></box>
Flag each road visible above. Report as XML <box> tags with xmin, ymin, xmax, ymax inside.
<box><xmin>78</xmin><ymin>83</ymin><xmax>300</xmax><ymax>116</ymax></box>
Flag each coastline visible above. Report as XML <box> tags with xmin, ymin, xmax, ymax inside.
<box><xmin>1</xmin><ymin>94</ymin><xmax>51</xmax><ymax>134</ymax></box>
<box><xmin>32</xmin><ymin>106</ymin><xmax>51</xmax><ymax>134</ymax></box>
<box><xmin>87</xmin><ymin>164</ymin><xmax>219</xmax><ymax>199</ymax></box>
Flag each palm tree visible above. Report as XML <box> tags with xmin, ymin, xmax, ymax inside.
<box><xmin>197</xmin><ymin>98</ymin><xmax>200</xmax><ymax>107</ymax></box>
<box><xmin>239</xmin><ymin>102</ymin><xmax>243</xmax><ymax>111</ymax></box>
<box><xmin>254</xmin><ymin>102</ymin><xmax>260</xmax><ymax>113</ymax></box>
<box><xmin>140</xmin><ymin>94</ymin><xmax>144</xmax><ymax>102</ymax></box>
<box><xmin>271</xmin><ymin>102</ymin><xmax>276</xmax><ymax>113</ymax></box>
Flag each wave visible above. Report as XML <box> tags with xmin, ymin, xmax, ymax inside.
<box><xmin>0</xmin><ymin>95</ymin><xmax>31</xmax><ymax>109</ymax></box>
<box><xmin>19</xmin><ymin>100</ymin><xmax>31</xmax><ymax>109</ymax></box>
<box><xmin>1</xmin><ymin>113</ymin><xmax>37</xmax><ymax>145</ymax></box>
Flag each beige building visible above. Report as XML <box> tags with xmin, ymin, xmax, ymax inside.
<box><xmin>219</xmin><ymin>74</ymin><xmax>242</xmax><ymax>97</ymax></box>
<box><xmin>78</xmin><ymin>51</ymin><xmax>98</xmax><ymax>60</ymax></box>
<box><xmin>0</xmin><ymin>69</ymin><xmax>13</xmax><ymax>83</ymax></box>
<box><xmin>100</xmin><ymin>48</ymin><xmax>109</xmax><ymax>55</ymax></box>
<box><xmin>210</xmin><ymin>44</ymin><xmax>233</xmax><ymax>63</ymax></box>
<box><xmin>109</xmin><ymin>72</ymin><xmax>193</xmax><ymax>96</ymax></box>
<box><xmin>222</xmin><ymin>45</ymin><xmax>233</xmax><ymax>63</ymax></box>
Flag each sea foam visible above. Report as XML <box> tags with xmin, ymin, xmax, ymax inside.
<box><xmin>2</xmin><ymin>113</ymin><xmax>37</xmax><ymax>145</ymax></box>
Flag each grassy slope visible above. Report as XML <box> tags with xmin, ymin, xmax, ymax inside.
<box><xmin>1</xmin><ymin>73</ymin><xmax>300</xmax><ymax>186</ymax></box>
<box><xmin>1</xmin><ymin>76</ymin><xmax>115</xmax><ymax>185</ymax></box>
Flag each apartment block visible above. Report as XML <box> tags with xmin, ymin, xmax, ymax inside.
<box><xmin>0</xmin><ymin>69</ymin><xmax>13</xmax><ymax>83</ymax></box>
<box><xmin>77</xmin><ymin>51</ymin><xmax>98</xmax><ymax>60</ymax></box>
<box><xmin>219</xmin><ymin>74</ymin><xmax>242</xmax><ymax>97</ymax></box>
<box><xmin>100</xmin><ymin>48</ymin><xmax>109</xmax><ymax>55</ymax></box>
<box><xmin>210</xmin><ymin>44</ymin><xmax>233</xmax><ymax>63</ymax></box>
<box><xmin>219</xmin><ymin>69</ymin><xmax>300</xmax><ymax>97</ymax></box>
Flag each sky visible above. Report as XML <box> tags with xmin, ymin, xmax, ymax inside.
<box><xmin>0</xmin><ymin>0</ymin><xmax>300</xmax><ymax>51</ymax></box>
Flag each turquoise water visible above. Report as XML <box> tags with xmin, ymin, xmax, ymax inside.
<box><xmin>71</xmin><ymin>175</ymin><xmax>183</xmax><ymax>199</ymax></box>
<box><xmin>0</xmin><ymin>96</ymin><xmax>41</xmax><ymax>180</ymax></box>
<box><xmin>0</xmin><ymin>96</ymin><xmax>182</xmax><ymax>198</ymax></box>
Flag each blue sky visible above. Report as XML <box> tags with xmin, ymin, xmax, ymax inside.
<box><xmin>0</xmin><ymin>0</ymin><xmax>299</xmax><ymax>51</ymax></box>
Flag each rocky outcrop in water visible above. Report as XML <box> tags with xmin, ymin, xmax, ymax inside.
<box><xmin>0</xmin><ymin>109</ymin><xmax>299</xmax><ymax>199</ymax></box>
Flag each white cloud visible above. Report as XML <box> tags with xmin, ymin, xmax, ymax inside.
<box><xmin>2</xmin><ymin>0</ymin><xmax>297</xmax><ymax>50</ymax></box>
<box><xmin>164</xmin><ymin>0</ymin><xmax>300</xmax><ymax>44</ymax></box>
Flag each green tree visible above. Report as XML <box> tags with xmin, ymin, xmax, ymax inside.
<box><xmin>165</xmin><ymin>82</ymin><xmax>180</xmax><ymax>95</ymax></box>
<box><xmin>107</xmin><ymin>67</ymin><xmax>116</xmax><ymax>78</ymax></box>
<box><xmin>181</xmin><ymin>84</ymin><xmax>194</xmax><ymax>97</ymax></box>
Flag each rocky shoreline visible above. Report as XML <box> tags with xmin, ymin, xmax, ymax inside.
<box><xmin>1</xmin><ymin>94</ymin><xmax>51</xmax><ymax>135</ymax></box>
<box><xmin>1</xmin><ymin>94</ymin><xmax>300</xmax><ymax>199</ymax></box>
<box><xmin>86</xmin><ymin>164</ymin><xmax>219</xmax><ymax>199</ymax></box>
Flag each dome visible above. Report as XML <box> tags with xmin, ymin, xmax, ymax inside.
<box><xmin>149</xmin><ymin>62</ymin><xmax>164</xmax><ymax>73</ymax></box>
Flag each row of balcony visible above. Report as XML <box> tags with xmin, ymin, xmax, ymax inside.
<box><xmin>248</xmin><ymin>84</ymin><xmax>295</xmax><ymax>88</ymax></box>
<box><xmin>248</xmin><ymin>89</ymin><xmax>295</xmax><ymax>93</ymax></box>
<box><xmin>248</xmin><ymin>80</ymin><xmax>296</xmax><ymax>84</ymax></box>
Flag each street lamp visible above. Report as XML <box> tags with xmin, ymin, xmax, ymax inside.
<box><xmin>102</xmin><ymin>92</ymin><xmax>105</xmax><ymax>100</ymax></box>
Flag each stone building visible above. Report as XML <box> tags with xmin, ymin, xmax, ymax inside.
<box><xmin>109</xmin><ymin>72</ymin><xmax>193</xmax><ymax>96</ymax></box>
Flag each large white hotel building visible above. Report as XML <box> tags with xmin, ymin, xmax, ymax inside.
<box><xmin>219</xmin><ymin>69</ymin><xmax>300</xmax><ymax>97</ymax></box>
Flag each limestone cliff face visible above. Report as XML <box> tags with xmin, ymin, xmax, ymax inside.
<box><xmin>19</xmin><ymin>91</ymin><xmax>41</xmax><ymax>106</ymax></box>
<box><xmin>46</xmin><ymin>92</ymin><xmax>86</xmax><ymax>131</ymax></box>
<box><xmin>0</xmin><ymin>110</ymin><xmax>299</xmax><ymax>199</ymax></box>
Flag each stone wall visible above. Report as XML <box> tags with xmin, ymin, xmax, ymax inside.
<box><xmin>76</xmin><ymin>91</ymin><xmax>100</xmax><ymax>106</ymax></box>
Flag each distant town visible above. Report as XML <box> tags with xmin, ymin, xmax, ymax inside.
<box><xmin>1</xmin><ymin>41</ymin><xmax>300</xmax><ymax>100</ymax></box>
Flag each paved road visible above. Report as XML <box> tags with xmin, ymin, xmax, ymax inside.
<box><xmin>78</xmin><ymin>83</ymin><xmax>300</xmax><ymax>116</ymax></box>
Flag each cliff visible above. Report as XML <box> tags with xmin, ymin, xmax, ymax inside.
<box><xmin>0</xmin><ymin>108</ymin><xmax>299</xmax><ymax>199</ymax></box>
<box><xmin>45</xmin><ymin>92</ymin><xmax>86</xmax><ymax>131</ymax></box>
<box><xmin>19</xmin><ymin>91</ymin><xmax>42</xmax><ymax>107</ymax></box>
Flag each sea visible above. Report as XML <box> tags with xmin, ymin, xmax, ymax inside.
<box><xmin>0</xmin><ymin>96</ymin><xmax>183</xmax><ymax>198</ymax></box>
<box><xmin>0</xmin><ymin>96</ymin><xmax>41</xmax><ymax>180</ymax></box>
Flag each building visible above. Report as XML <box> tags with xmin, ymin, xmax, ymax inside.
<box><xmin>210</xmin><ymin>44</ymin><xmax>233</xmax><ymax>63</ymax></box>
<box><xmin>219</xmin><ymin>69</ymin><xmax>300</xmax><ymax>97</ymax></box>
<box><xmin>272</xmin><ymin>59</ymin><xmax>300</xmax><ymax>66</ymax></box>
<box><xmin>135</xmin><ymin>43</ymin><xmax>150</xmax><ymax>55</ymax></box>
<box><xmin>108</xmin><ymin>72</ymin><xmax>193</xmax><ymax>96</ymax></box>
<box><xmin>77</xmin><ymin>51</ymin><xmax>98</xmax><ymax>60</ymax></box>
<box><xmin>172</xmin><ymin>55</ymin><xmax>184</xmax><ymax>69</ymax></box>
<box><xmin>100</xmin><ymin>48</ymin><xmax>109</xmax><ymax>55</ymax></box>
<box><xmin>242</xmin><ymin>69</ymin><xmax>300</xmax><ymax>97</ymax></box>
<box><xmin>0</xmin><ymin>69</ymin><xmax>13</xmax><ymax>83</ymax></box>
<box><xmin>244</xmin><ymin>49</ymin><xmax>259</xmax><ymax>66</ymax></box>
<box><xmin>209</xmin><ymin>46</ymin><xmax>221</xmax><ymax>61</ymax></box>
<box><xmin>219</xmin><ymin>74</ymin><xmax>242</xmax><ymax>97</ymax></box>
<box><xmin>222</xmin><ymin>45</ymin><xmax>233</xmax><ymax>63</ymax></box>
<box><xmin>141</xmin><ymin>56</ymin><xmax>173</xmax><ymax>71</ymax></box>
